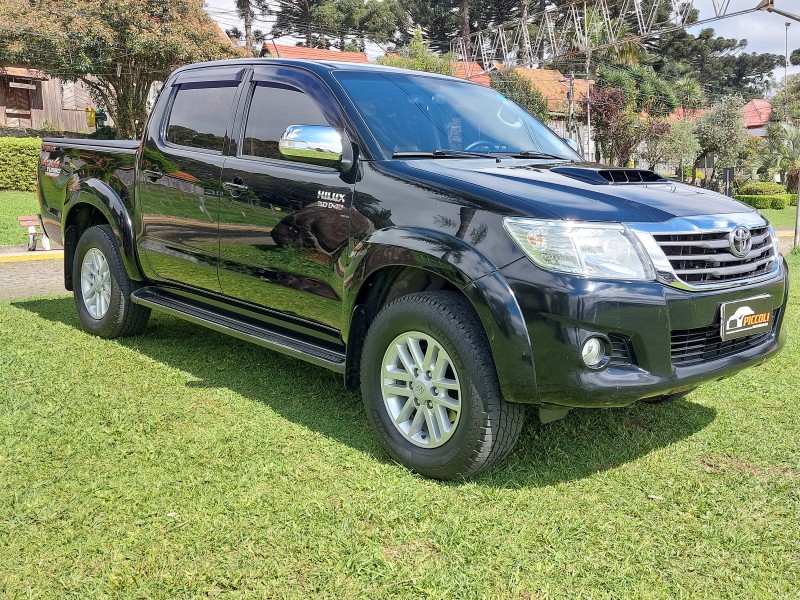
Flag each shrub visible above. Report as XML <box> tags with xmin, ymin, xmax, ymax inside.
<box><xmin>734</xmin><ymin>194</ymin><xmax>793</xmax><ymax>210</ymax></box>
<box><xmin>0</xmin><ymin>137</ymin><xmax>40</xmax><ymax>192</ymax></box>
<box><xmin>739</xmin><ymin>181</ymin><xmax>787</xmax><ymax>196</ymax></box>
<box><xmin>770</xmin><ymin>196</ymin><xmax>789</xmax><ymax>209</ymax></box>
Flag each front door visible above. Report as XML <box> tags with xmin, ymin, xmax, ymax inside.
<box><xmin>218</xmin><ymin>67</ymin><xmax>355</xmax><ymax>331</ymax></box>
<box><xmin>137</xmin><ymin>67</ymin><xmax>243</xmax><ymax>291</ymax></box>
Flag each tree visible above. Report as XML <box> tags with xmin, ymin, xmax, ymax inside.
<box><xmin>648</xmin><ymin>27</ymin><xmax>783</xmax><ymax>100</ymax></box>
<box><xmin>489</xmin><ymin>69</ymin><xmax>548</xmax><ymax>122</ymax></box>
<box><xmin>235</xmin><ymin>0</ymin><xmax>255</xmax><ymax>56</ymax></box>
<box><xmin>315</xmin><ymin>0</ymin><xmax>406</xmax><ymax>50</ymax></box>
<box><xmin>0</xmin><ymin>0</ymin><xmax>239</xmax><ymax>138</ymax></box>
<box><xmin>225</xmin><ymin>27</ymin><xmax>244</xmax><ymax>42</ymax></box>
<box><xmin>673</xmin><ymin>77</ymin><xmax>706</xmax><ymax>114</ymax></box>
<box><xmin>644</xmin><ymin>119</ymin><xmax>701</xmax><ymax>178</ymax></box>
<box><xmin>264</xmin><ymin>0</ymin><xmax>404</xmax><ymax>50</ymax></box>
<box><xmin>770</xmin><ymin>74</ymin><xmax>800</xmax><ymax>122</ymax></box>
<box><xmin>595</xmin><ymin>66</ymin><xmax>677</xmax><ymax>116</ymax></box>
<box><xmin>588</xmin><ymin>65</ymin><xmax>677</xmax><ymax>165</ymax></box>
<box><xmin>694</xmin><ymin>96</ymin><xmax>749</xmax><ymax>181</ymax></box>
<box><xmin>377</xmin><ymin>28</ymin><xmax>454</xmax><ymax>75</ymax></box>
<box><xmin>776</xmin><ymin>123</ymin><xmax>800</xmax><ymax>194</ymax></box>
<box><xmin>639</xmin><ymin>119</ymin><xmax>670</xmax><ymax>169</ymax></box>
<box><xmin>584</xmin><ymin>87</ymin><xmax>648</xmax><ymax>166</ymax></box>
<box><xmin>769</xmin><ymin>123</ymin><xmax>800</xmax><ymax>247</ymax></box>
<box><xmin>791</xmin><ymin>48</ymin><xmax>800</xmax><ymax>66</ymax></box>
<box><xmin>398</xmin><ymin>0</ymin><xmax>460</xmax><ymax>53</ymax></box>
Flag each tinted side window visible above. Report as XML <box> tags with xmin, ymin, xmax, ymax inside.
<box><xmin>166</xmin><ymin>84</ymin><xmax>237</xmax><ymax>152</ymax></box>
<box><xmin>242</xmin><ymin>84</ymin><xmax>330</xmax><ymax>160</ymax></box>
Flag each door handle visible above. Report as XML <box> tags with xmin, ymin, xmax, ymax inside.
<box><xmin>143</xmin><ymin>168</ymin><xmax>163</xmax><ymax>181</ymax></box>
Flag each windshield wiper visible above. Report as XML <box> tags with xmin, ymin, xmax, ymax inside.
<box><xmin>511</xmin><ymin>150</ymin><xmax>572</xmax><ymax>161</ymax></box>
<box><xmin>392</xmin><ymin>149</ymin><xmax>501</xmax><ymax>162</ymax></box>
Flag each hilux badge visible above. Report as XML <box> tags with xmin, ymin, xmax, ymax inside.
<box><xmin>729</xmin><ymin>226</ymin><xmax>751</xmax><ymax>258</ymax></box>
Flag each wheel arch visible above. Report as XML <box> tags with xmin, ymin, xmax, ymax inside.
<box><xmin>62</xmin><ymin>180</ymin><xmax>144</xmax><ymax>290</ymax></box>
<box><xmin>343</xmin><ymin>228</ymin><xmax>538</xmax><ymax>404</ymax></box>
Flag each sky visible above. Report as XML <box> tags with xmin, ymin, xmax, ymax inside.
<box><xmin>204</xmin><ymin>0</ymin><xmax>800</xmax><ymax>81</ymax></box>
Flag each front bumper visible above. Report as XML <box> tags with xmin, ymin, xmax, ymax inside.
<box><xmin>499</xmin><ymin>256</ymin><xmax>789</xmax><ymax>408</ymax></box>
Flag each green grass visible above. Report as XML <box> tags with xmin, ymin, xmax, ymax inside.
<box><xmin>0</xmin><ymin>190</ymin><xmax>39</xmax><ymax>246</ymax></box>
<box><xmin>1</xmin><ymin>265</ymin><xmax>799</xmax><ymax>597</ymax></box>
<box><xmin>760</xmin><ymin>204</ymin><xmax>798</xmax><ymax>228</ymax></box>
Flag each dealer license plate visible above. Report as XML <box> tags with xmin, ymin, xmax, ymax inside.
<box><xmin>719</xmin><ymin>295</ymin><xmax>773</xmax><ymax>341</ymax></box>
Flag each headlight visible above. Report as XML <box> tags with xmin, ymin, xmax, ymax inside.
<box><xmin>503</xmin><ymin>217</ymin><xmax>656</xmax><ymax>280</ymax></box>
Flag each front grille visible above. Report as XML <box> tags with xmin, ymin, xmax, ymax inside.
<box><xmin>653</xmin><ymin>226</ymin><xmax>775</xmax><ymax>287</ymax></box>
<box><xmin>608</xmin><ymin>334</ymin><xmax>634</xmax><ymax>367</ymax></box>
<box><xmin>670</xmin><ymin>310</ymin><xmax>778</xmax><ymax>366</ymax></box>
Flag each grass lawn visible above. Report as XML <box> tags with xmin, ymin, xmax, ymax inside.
<box><xmin>760</xmin><ymin>204</ymin><xmax>798</xmax><ymax>229</ymax></box>
<box><xmin>0</xmin><ymin>190</ymin><xmax>39</xmax><ymax>246</ymax></box>
<box><xmin>1</xmin><ymin>255</ymin><xmax>799</xmax><ymax>597</ymax></box>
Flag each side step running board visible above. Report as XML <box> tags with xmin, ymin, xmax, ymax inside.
<box><xmin>131</xmin><ymin>287</ymin><xmax>346</xmax><ymax>373</ymax></box>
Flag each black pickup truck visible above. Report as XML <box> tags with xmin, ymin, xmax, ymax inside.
<box><xmin>38</xmin><ymin>59</ymin><xmax>789</xmax><ymax>479</ymax></box>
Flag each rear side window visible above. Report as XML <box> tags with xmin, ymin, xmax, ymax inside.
<box><xmin>166</xmin><ymin>84</ymin><xmax>238</xmax><ymax>152</ymax></box>
<box><xmin>242</xmin><ymin>84</ymin><xmax>330</xmax><ymax>160</ymax></box>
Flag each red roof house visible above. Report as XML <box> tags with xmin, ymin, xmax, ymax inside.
<box><xmin>453</xmin><ymin>62</ymin><xmax>491</xmax><ymax>86</ymax></box>
<box><xmin>260</xmin><ymin>42</ymin><xmax>368</xmax><ymax>63</ymax></box>
<box><xmin>512</xmin><ymin>68</ymin><xmax>593</xmax><ymax>116</ymax></box>
<box><xmin>741</xmin><ymin>99</ymin><xmax>772</xmax><ymax>136</ymax></box>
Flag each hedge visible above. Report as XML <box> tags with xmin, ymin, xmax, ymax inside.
<box><xmin>734</xmin><ymin>194</ymin><xmax>793</xmax><ymax>210</ymax></box>
<box><xmin>0</xmin><ymin>137</ymin><xmax>41</xmax><ymax>192</ymax></box>
<box><xmin>738</xmin><ymin>181</ymin><xmax>787</xmax><ymax>196</ymax></box>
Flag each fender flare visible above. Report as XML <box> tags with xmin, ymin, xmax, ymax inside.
<box><xmin>64</xmin><ymin>179</ymin><xmax>144</xmax><ymax>282</ymax></box>
<box><xmin>344</xmin><ymin>227</ymin><xmax>538</xmax><ymax>404</ymax></box>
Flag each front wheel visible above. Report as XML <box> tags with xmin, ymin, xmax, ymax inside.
<box><xmin>73</xmin><ymin>224</ymin><xmax>150</xmax><ymax>338</ymax></box>
<box><xmin>361</xmin><ymin>291</ymin><xmax>525</xmax><ymax>480</ymax></box>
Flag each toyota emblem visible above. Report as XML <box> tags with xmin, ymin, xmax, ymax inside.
<box><xmin>729</xmin><ymin>226</ymin><xmax>752</xmax><ymax>258</ymax></box>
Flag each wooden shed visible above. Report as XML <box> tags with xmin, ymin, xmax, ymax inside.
<box><xmin>0</xmin><ymin>66</ymin><xmax>106</xmax><ymax>132</ymax></box>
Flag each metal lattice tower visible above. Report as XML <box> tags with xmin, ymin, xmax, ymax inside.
<box><xmin>451</xmin><ymin>0</ymin><xmax>796</xmax><ymax>76</ymax></box>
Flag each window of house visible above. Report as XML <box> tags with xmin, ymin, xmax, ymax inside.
<box><xmin>61</xmin><ymin>81</ymin><xmax>91</xmax><ymax>111</ymax></box>
<box><xmin>242</xmin><ymin>84</ymin><xmax>330</xmax><ymax>160</ymax></box>
<box><xmin>165</xmin><ymin>84</ymin><xmax>237</xmax><ymax>152</ymax></box>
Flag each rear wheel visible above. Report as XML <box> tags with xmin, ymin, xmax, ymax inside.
<box><xmin>73</xmin><ymin>224</ymin><xmax>150</xmax><ymax>338</ymax></box>
<box><xmin>361</xmin><ymin>291</ymin><xmax>525</xmax><ymax>480</ymax></box>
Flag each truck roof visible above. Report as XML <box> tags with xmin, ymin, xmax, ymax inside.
<box><xmin>169</xmin><ymin>58</ymin><xmax>483</xmax><ymax>85</ymax></box>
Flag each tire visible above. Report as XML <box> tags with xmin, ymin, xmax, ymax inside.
<box><xmin>640</xmin><ymin>389</ymin><xmax>694</xmax><ymax>405</ymax></box>
<box><xmin>73</xmin><ymin>224</ymin><xmax>151</xmax><ymax>338</ymax></box>
<box><xmin>360</xmin><ymin>291</ymin><xmax>525</xmax><ymax>480</ymax></box>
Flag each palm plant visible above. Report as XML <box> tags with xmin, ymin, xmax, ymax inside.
<box><xmin>776</xmin><ymin>123</ymin><xmax>800</xmax><ymax>247</ymax></box>
<box><xmin>673</xmin><ymin>77</ymin><xmax>706</xmax><ymax>114</ymax></box>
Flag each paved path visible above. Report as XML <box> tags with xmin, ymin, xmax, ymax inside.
<box><xmin>0</xmin><ymin>245</ymin><xmax>68</xmax><ymax>300</ymax></box>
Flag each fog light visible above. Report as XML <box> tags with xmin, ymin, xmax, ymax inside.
<box><xmin>581</xmin><ymin>337</ymin><xmax>606</xmax><ymax>368</ymax></box>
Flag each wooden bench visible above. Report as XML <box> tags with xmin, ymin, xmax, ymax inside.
<box><xmin>18</xmin><ymin>215</ymin><xmax>51</xmax><ymax>251</ymax></box>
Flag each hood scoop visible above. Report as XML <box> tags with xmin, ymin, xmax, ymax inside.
<box><xmin>550</xmin><ymin>166</ymin><xmax>668</xmax><ymax>185</ymax></box>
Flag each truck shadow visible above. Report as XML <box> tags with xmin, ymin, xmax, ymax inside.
<box><xmin>14</xmin><ymin>297</ymin><xmax>716</xmax><ymax>489</ymax></box>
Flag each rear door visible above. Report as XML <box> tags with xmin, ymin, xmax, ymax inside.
<box><xmin>217</xmin><ymin>66</ymin><xmax>355</xmax><ymax>331</ymax></box>
<box><xmin>138</xmin><ymin>66</ymin><xmax>245</xmax><ymax>291</ymax></box>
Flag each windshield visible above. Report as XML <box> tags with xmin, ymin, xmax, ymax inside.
<box><xmin>333</xmin><ymin>70</ymin><xmax>581</xmax><ymax>161</ymax></box>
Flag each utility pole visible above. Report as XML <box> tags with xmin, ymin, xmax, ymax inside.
<box><xmin>566</xmin><ymin>72</ymin><xmax>575</xmax><ymax>140</ymax></box>
<box><xmin>786</xmin><ymin>22</ymin><xmax>791</xmax><ymax>121</ymax></box>
<box><xmin>585</xmin><ymin>53</ymin><xmax>592</xmax><ymax>159</ymax></box>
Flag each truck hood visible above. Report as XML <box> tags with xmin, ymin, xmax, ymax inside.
<box><xmin>397</xmin><ymin>160</ymin><xmax>757</xmax><ymax>223</ymax></box>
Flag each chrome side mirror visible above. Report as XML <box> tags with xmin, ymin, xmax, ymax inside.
<box><xmin>279</xmin><ymin>125</ymin><xmax>352</xmax><ymax>171</ymax></box>
<box><xmin>563</xmin><ymin>137</ymin><xmax>582</xmax><ymax>156</ymax></box>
